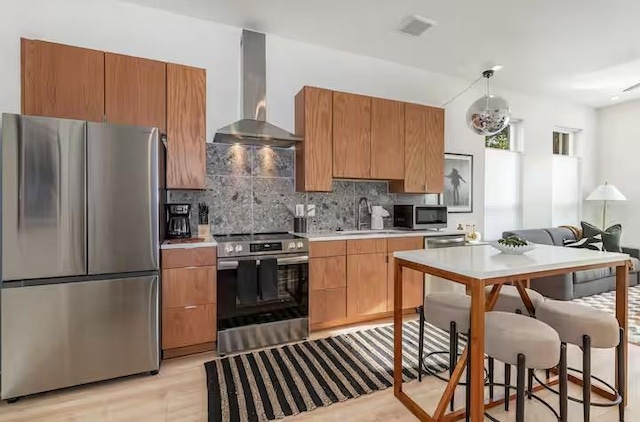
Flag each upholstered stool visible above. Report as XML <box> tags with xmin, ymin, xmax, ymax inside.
<box><xmin>485</xmin><ymin>311</ymin><xmax>567</xmax><ymax>422</ymax></box>
<box><xmin>485</xmin><ymin>284</ymin><xmax>546</xmax><ymax>403</ymax></box>
<box><xmin>537</xmin><ymin>300</ymin><xmax>624</xmax><ymax>422</ymax></box>
<box><xmin>418</xmin><ymin>292</ymin><xmax>471</xmax><ymax>410</ymax></box>
<box><xmin>485</xmin><ymin>285</ymin><xmax>545</xmax><ymax>316</ymax></box>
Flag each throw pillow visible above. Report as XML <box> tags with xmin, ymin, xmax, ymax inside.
<box><xmin>581</xmin><ymin>221</ymin><xmax>622</xmax><ymax>252</ymax></box>
<box><xmin>564</xmin><ymin>234</ymin><xmax>603</xmax><ymax>251</ymax></box>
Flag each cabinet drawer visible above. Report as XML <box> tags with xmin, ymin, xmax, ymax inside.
<box><xmin>161</xmin><ymin>247</ymin><xmax>217</xmax><ymax>269</ymax></box>
<box><xmin>346</xmin><ymin>238</ymin><xmax>387</xmax><ymax>255</ymax></box>
<box><xmin>387</xmin><ymin>236</ymin><xmax>424</xmax><ymax>252</ymax></box>
<box><xmin>310</xmin><ymin>256</ymin><xmax>346</xmax><ymax>290</ymax></box>
<box><xmin>162</xmin><ymin>304</ymin><xmax>216</xmax><ymax>349</ymax></box>
<box><xmin>162</xmin><ymin>266</ymin><xmax>216</xmax><ymax>309</ymax></box>
<box><xmin>310</xmin><ymin>241</ymin><xmax>346</xmax><ymax>258</ymax></box>
<box><xmin>310</xmin><ymin>288</ymin><xmax>347</xmax><ymax>325</ymax></box>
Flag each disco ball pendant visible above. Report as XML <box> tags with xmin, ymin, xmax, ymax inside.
<box><xmin>466</xmin><ymin>94</ymin><xmax>511</xmax><ymax>136</ymax></box>
<box><xmin>465</xmin><ymin>69</ymin><xmax>511</xmax><ymax>136</ymax></box>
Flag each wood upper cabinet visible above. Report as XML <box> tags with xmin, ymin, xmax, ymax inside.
<box><xmin>424</xmin><ymin>106</ymin><xmax>445</xmax><ymax>193</ymax></box>
<box><xmin>166</xmin><ymin>63</ymin><xmax>206</xmax><ymax>189</ymax></box>
<box><xmin>390</xmin><ymin>103</ymin><xmax>445</xmax><ymax>194</ymax></box>
<box><xmin>105</xmin><ymin>53</ymin><xmax>166</xmax><ymax>131</ymax></box>
<box><xmin>21</xmin><ymin>39</ymin><xmax>105</xmax><ymax>122</ymax></box>
<box><xmin>347</xmin><ymin>253</ymin><xmax>388</xmax><ymax>317</ymax></box>
<box><xmin>295</xmin><ymin>87</ymin><xmax>333</xmax><ymax>192</ymax></box>
<box><xmin>332</xmin><ymin>91</ymin><xmax>371</xmax><ymax>179</ymax></box>
<box><xmin>386</xmin><ymin>236</ymin><xmax>425</xmax><ymax>311</ymax></box>
<box><xmin>371</xmin><ymin>98</ymin><xmax>404</xmax><ymax>180</ymax></box>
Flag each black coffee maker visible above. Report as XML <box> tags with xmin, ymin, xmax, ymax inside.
<box><xmin>166</xmin><ymin>203</ymin><xmax>192</xmax><ymax>239</ymax></box>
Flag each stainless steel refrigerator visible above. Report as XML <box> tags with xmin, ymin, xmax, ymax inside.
<box><xmin>0</xmin><ymin>113</ymin><xmax>162</xmax><ymax>401</ymax></box>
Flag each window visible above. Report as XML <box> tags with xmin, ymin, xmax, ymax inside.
<box><xmin>553</xmin><ymin>131</ymin><xmax>574</xmax><ymax>155</ymax></box>
<box><xmin>552</xmin><ymin>128</ymin><xmax>581</xmax><ymax>226</ymax></box>
<box><xmin>485</xmin><ymin>126</ymin><xmax>510</xmax><ymax>150</ymax></box>
<box><xmin>484</xmin><ymin>120</ymin><xmax>523</xmax><ymax>241</ymax></box>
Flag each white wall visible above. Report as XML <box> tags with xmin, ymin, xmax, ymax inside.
<box><xmin>1</xmin><ymin>0</ymin><xmax>599</xmax><ymax>234</ymax></box>
<box><xmin>596</xmin><ymin>100</ymin><xmax>640</xmax><ymax>242</ymax></box>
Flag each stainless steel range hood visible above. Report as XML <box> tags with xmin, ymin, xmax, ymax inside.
<box><xmin>214</xmin><ymin>30</ymin><xmax>302</xmax><ymax>148</ymax></box>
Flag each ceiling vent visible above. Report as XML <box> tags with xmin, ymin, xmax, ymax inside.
<box><xmin>398</xmin><ymin>15</ymin><xmax>437</xmax><ymax>37</ymax></box>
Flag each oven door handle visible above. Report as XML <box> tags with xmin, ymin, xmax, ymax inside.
<box><xmin>217</xmin><ymin>255</ymin><xmax>309</xmax><ymax>270</ymax></box>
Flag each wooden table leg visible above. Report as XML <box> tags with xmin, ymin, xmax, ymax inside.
<box><xmin>394</xmin><ymin>258</ymin><xmax>404</xmax><ymax>396</ymax></box>
<box><xmin>468</xmin><ymin>282</ymin><xmax>485</xmax><ymax>421</ymax></box>
<box><xmin>514</xmin><ymin>281</ymin><xmax>536</xmax><ymax>316</ymax></box>
<box><xmin>616</xmin><ymin>263</ymin><xmax>629</xmax><ymax>406</ymax></box>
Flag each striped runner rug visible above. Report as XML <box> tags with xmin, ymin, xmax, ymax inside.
<box><xmin>574</xmin><ymin>283</ymin><xmax>640</xmax><ymax>345</ymax></box>
<box><xmin>205</xmin><ymin>320</ymin><xmax>460</xmax><ymax>422</ymax></box>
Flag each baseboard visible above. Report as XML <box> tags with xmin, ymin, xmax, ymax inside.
<box><xmin>163</xmin><ymin>342</ymin><xmax>216</xmax><ymax>359</ymax></box>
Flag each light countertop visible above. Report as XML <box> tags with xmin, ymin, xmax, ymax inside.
<box><xmin>161</xmin><ymin>237</ymin><xmax>217</xmax><ymax>250</ymax></box>
<box><xmin>394</xmin><ymin>244</ymin><xmax>629</xmax><ymax>280</ymax></box>
<box><xmin>296</xmin><ymin>229</ymin><xmax>465</xmax><ymax>242</ymax></box>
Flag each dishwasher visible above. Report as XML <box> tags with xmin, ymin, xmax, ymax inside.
<box><xmin>424</xmin><ymin>234</ymin><xmax>467</xmax><ymax>295</ymax></box>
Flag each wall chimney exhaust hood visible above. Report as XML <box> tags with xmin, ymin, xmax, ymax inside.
<box><xmin>214</xmin><ymin>30</ymin><xmax>302</xmax><ymax>148</ymax></box>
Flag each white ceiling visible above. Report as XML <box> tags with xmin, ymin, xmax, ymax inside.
<box><xmin>124</xmin><ymin>0</ymin><xmax>640</xmax><ymax>108</ymax></box>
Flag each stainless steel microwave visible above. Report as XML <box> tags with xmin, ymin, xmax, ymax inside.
<box><xmin>393</xmin><ymin>204</ymin><xmax>448</xmax><ymax>230</ymax></box>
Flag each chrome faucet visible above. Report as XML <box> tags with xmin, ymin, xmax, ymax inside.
<box><xmin>356</xmin><ymin>197</ymin><xmax>372</xmax><ymax>230</ymax></box>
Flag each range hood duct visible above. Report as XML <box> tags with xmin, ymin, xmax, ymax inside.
<box><xmin>214</xmin><ymin>29</ymin><xmax>302</xmax><ymax>148</ymax></box>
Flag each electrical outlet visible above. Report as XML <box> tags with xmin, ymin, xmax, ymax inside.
<box><xmin>306</xmin><ymin>204</ymin><xmax>316</xmax><ymax>217</ymax></box>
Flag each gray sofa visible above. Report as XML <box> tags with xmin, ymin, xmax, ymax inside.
<box><xmin>502</xmin><ymin>227</ymin><xmax>640</xmax><ymax>300</ymax></box>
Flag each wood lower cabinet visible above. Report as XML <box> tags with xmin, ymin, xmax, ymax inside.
<box><xmin>162</xmin><ymin>266</ymin><xmax>216</xmax><ymax>308</ymax></box>
<box><xmin>347</xmin><ymin>252</ymin><xmax>388</xmax><ymax>317</ymax></box>
<box><xmin>166</xmin><ymin>63</ymin><xmax>206</xmax><ymax>189</ymax></box>
<box><xmin>387</xmin><ymin>236</ymin><xmax>425</xmax><ymax>311</ymax></box>
<box><xmin>309</xmin><ymin>240</ymin><xmax>346</xmax><ymax>258</ymax></box>
<box><xmin>371</xmin><ymin>98</ymin><xmax>404</xmax><ymax>180</ymax></box>
<box><xmin>161</xmin><ymin>247</ymin><xmax>217</xmax><ymax>357</ymax></box>
<box><xmin>162</xmin><ymin>304</ymin><xmax>216</xmax><ymax>350</ymax></box>
<box><xmin>21</xmin><ymin>39</ymin><xmax>105</xmax><ymax>122</ymax></box>
<box><xmin>332</xmin><ymin>91</ymin><xmax>371</xmax><ymax>179</ymax></box>
<box><xmin>310</xmin><ymin>256</ymin><xmax>346</xmax><ymax>291</ymax></box>
<box><xmin>295</xmin><ymin>87</ymin><xmax>333</xmax><ymax>192</ymax></box>
<box><xmin>387</xmin><ymin>257</ymin><xmax>424</xmax><ymax>311</ymax></box>
<box><xmin>161</xmin><ymin>247</ymin><xmax>217</xmax><ymax>269</ymax></box>
<box><xmin>310</xmin><ymin>287</ymin><xmax>347</xmax><ymax>325</ymax></box>
<box><xmin>105</xmin><ymin>53</ymin><xmax>166</xmax><ymax>131</ymax></box>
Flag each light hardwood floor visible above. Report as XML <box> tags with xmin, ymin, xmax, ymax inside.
<box><xmin>1</xmin><ymin>317</ymin><xmax>638</xmax><ymax>422</ymax></box>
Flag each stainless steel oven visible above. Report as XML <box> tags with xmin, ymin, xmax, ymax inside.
<box><xmin>393</xmin><ymin>204</ymin><xmax>448</xmax><ymax>230</ymax></box>
<box><xmin>215</xmin><ymin>233</ymin><xmax>309</xmax><ymax>355</ymax></box>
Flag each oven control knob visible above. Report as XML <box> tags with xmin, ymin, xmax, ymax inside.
<box><xmin>235</xmin><ymin>245</ymin><xmax>244</xmax><ymax>253</ymax></box>
<box><xmin>288</xmin><ymin>241</ymin><xmax>296</xmax><ymax>250</ymax></box>
<box><xmin>225</xmin><ymin>244</ymin><xmax>234</xmax><ymax>254</ymax></box>
<box><xmin>296</xmin><ymin>241</ymin><xmax>304</xmax><ymax>249</ymax></box>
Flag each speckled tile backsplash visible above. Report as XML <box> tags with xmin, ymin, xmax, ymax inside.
<box><xmin>168</xmin><ymin>143</ymin><xmax>430</xmax><ymax>235</ymax></box>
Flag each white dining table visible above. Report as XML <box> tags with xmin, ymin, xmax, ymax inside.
<box><xmin>392</xmin><ymin>244</ymin><xmax>631</xmax><ymax>422</ymax></box>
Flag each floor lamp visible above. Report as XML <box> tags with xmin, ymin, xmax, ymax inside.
<box><xmin>586</xmin><ymin>182</ymin><xmax>626</xmax><ymax>229</ymax></box>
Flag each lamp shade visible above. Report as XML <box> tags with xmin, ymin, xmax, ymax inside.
<box><xmin>586</xmin><ymin>183</ymin><xmax>626</xmax><ymax>201</ymax></box>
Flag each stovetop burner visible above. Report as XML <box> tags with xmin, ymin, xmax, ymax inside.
<box><xmin>215</xmin><ymin>231</ymin><xmax>309</xmax><ymax>258</ymax></box>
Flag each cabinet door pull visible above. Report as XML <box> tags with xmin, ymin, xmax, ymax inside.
<box><xmin>184</xmin><ymin>305</ymin><xmax>197</xmax><ymax>309</ymax></box>
<box><xmin>184</xmin><ymin>266</ymin><xmax>198</xmax><ymax>270</ymax></box>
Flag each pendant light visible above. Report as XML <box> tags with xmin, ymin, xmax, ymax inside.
<box><xmin>465</xmin><ymin>70</ymin><xmax>511</xmax><ymax>136</ymax></box>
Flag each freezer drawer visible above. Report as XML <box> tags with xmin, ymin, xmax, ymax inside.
<box><xmin>87</xmin><ymin>123</ymin><xmax>159</xmax><ymax>274</ymax></box>
<box><xmin>1</xmin><ymin>113</ymin><xmax>87</xmax><ymax>281</ymax></box>
<box><xmin>1</xmin><ymin>275</ymin><xmax>159</xmax><ymax>400</ymax></box>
